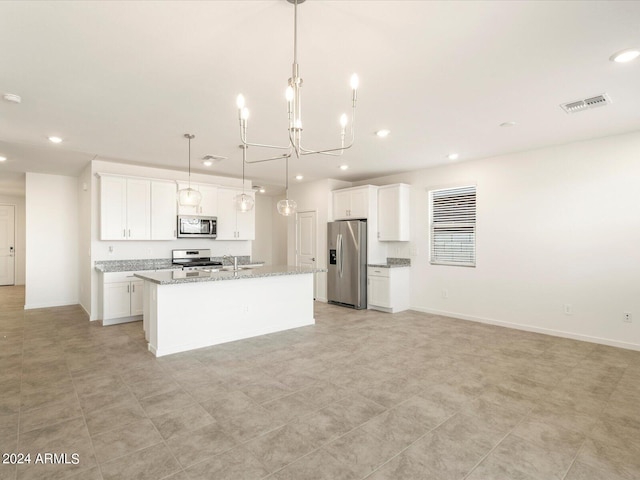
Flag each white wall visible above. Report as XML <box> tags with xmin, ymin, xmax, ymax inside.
<box><xmin>0</xmin><ymin>194</ymin><xmax>26</xmax><ymax>285</ymax></box>
<box><xmin>271</xmin><ymin>194</ymin><xmax>288</xmax><ymax>266</ymax></box>
<box><xmin>25</xmin><ymin>172</ymin><xmax>79</xmax><ymax>309</ymax></box>
<box><xmin>356</xmin><ymin>131</ymin><xmax>640</xmax><ymax>350</ymax></box>
<box><xmin>253</xmin><ymin>195</ymin><xmax>273</xmax><ymax>265</ymax></box>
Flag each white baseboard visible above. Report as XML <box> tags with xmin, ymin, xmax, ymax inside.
<box><xmin>24</xmin><ymin>300</ymin><xmax>79</xmax><ymax>310</ymax></box>
<box><xmin>410</xmin><ymin>306</ymin><xmax>640</xmax><ymax>352</ymax></box>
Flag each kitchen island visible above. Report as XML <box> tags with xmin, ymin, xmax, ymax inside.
<box><xmin>134</xmin><ymin>266</ymin><xmax>323</xmax><ymax>357</ymax></box>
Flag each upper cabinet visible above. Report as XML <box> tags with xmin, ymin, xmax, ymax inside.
<box><xmin>177</xmin><ymin>183</ymin><xmax>218</xmax><ymax>216</ymax></box>
<box><xmin>332</xmin><ymin>185</ymin><xmax>377</xmax><ymax>220</ymax></box>
<box><xmin>217</xmin><ymin>187</ymin><xmax>255</xmax><ymax>240</ymax></box>
<box><xmin>378</xmin><ymin>183</ymin><xmax>410</xmax><ymax>241</ymax></box>
<box><xmin>100</xmin><ymin>175</ymin><xmax>151</xmax><ymax>240</ymax></box>
<box><xmin>150</xmin><ymin>181</ymin><xmax>177</xmax><ymax>240</ymax></box>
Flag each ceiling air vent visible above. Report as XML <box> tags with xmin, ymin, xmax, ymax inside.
<box><xmin>560</xmin><ymin>93</ymin><xmax>612</xmax><ymax>114</ymax></box>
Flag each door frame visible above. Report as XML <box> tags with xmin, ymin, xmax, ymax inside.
<box><xmin>295</xmin><ymin>209</ymin><xmax>318</xmax><ymax>299</ymax></box>
<box><xmin>0</xmin><ymin>204</ymin><xmax>17</xmax><ymax>286</ymax></box>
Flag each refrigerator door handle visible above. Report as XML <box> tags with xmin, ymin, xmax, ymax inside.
<box><xmin>337</xmin><ymin>233</ymin><xmax>343</xmax><ymax>278</ymax></box>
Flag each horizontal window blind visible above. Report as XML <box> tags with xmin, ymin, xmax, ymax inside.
<box><xmin>430</xmin><ymin>185</ymin><xmax>476</xmax><ymax>266</ymax></box>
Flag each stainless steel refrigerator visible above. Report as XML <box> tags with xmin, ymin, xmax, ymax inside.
<box><xmin>327</xmin><ymin>220</ymin><xmax>367</xmax><ymax>309</ymax></box>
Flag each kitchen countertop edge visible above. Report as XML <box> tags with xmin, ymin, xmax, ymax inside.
<box><xmin>134</xmin><ymin>265</ymin><xmax>327</xmax><ymax>285</ymax></box>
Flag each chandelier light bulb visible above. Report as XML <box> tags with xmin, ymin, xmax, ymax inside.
<box><xmin>350</xmin><ymin>73</ymin><xmax>359</xmax><ymax>90</ymax></box>
<box><xmin>295</xmin><ymin>119</ymin><xmax>302</xmax><ymax>129</ymax></box>
<box><xmin>285</xmin><ymin>86</ymin><xmax>294</xmax><ymax>102</ymax></box>
<box><xmin>241</xmin><ymin>107</ymin><xmax>250</xmax><ymax>120</ymax></box>
<box><xmin>236</xmin><ymin>94</ymin><xmax>245</xmax><ymax>109</ymax></box>
<box><xmin>340</xmin><ymin>114</ymin><xmax>348</xmax><ymax>128</ymax></box>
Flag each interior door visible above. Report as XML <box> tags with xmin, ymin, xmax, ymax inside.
<box><xmin>0</xmin><ymin>205</ymin><xmax>15</xmax><ymax>286</ymax></box>
<box><xmin>296</xmin><ymin>211</ymin><xmax>317</xmax><ymax>297</ymax></box>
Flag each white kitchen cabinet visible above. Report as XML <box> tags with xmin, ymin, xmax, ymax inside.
<box><xmin>101</xmin><ymin>271</ymin><xmax>146</xmax><ymax>325</ymax></box>
<box><xmin>177</xmin><ymin>183</ymin><xmax>218</xmax><ymax>216</ymax></box>
<box><xmin>151</xmin><ymin>180</ymin><xmax>177</xmax><ymax>240</ymax></box>
<box><xmin>332</xmin><ymin>185</ymin><xmax>376</xmax><ymax>220</ymax></box>
<box><xmin>217</xmin><ymin>187</ymin><xmax>255</xmax><ymax>240</ymax></box>
<box><xmin>332</xmin><ymin>185</ymin><xmax>385</xmax><ymax>264</ymax></box>
<box><xmin>100</xmin><ymin>175</ymin><xmax>151</xmax><ymax>240</ymax></box>
<box><xmin>378</xmin><ymin>183</ymin><xmax>410</xmax><ymax>241</ymax></box>
<box><xmin>367</xmin><ymin>266</ymin><xmax>410</xmax><ymax>313</ymax></box>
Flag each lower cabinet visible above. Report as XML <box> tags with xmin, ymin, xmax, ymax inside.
<box><xmin>367</xmin><ymin>266</ymin><xmax>410</xmax><ymax>313</ymax></box>
<box><xmin>101</xmin><ymin>271</ymin><xmax>145</xmax><ymax>325</ymax></box>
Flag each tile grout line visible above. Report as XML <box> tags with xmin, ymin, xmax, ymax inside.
<box><xmin>559</xmin><ymin>438</ymin><xmax>587</xmax><ymax>480</ymax></box>
<box><xmin>460</xmin><ymin>406</ymin><xmax>534</xmax><ymax>480</ymax></box>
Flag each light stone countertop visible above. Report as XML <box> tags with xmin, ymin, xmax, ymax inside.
<box><xmin>134</xmin><ymin>265</ymin><xmax>326</xmax><ymax>285</ymax></box>
<box><xmin>368</xmin><ymin>257</ymin><xmax>411</xmax><ymax>269</ymax></box>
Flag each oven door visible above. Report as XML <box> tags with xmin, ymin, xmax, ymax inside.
<box><xmin>177</xmin><ymin>216</ymin><xmax>217</xmax><ymax>238</ymax></box>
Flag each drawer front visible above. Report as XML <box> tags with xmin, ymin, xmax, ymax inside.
<box><xmin>102</xmin><ymin>271</ymin><xmax>140</xmax><ymax>284</ymax></box>
<box><xmin>367</xmin><ymin>267</ymin><xmax>390</xmax><ymax>278</ymax></box>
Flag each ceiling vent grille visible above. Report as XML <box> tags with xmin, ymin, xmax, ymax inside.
<box><xmin>560</xmin><ymin>93</ymin><xmax>612</xmax><ymax>114</ymax></box>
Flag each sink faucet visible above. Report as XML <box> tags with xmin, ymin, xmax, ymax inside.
<box><xmin>223</xmin><ymin>255</ymin><xmax>238</xmax><ymax>270</ymax></box>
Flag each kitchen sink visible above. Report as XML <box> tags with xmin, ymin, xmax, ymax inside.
<box><xmin>221</xmin><ymin>263</ymin><xmax>264</xmax><ymax>271</ymax></box>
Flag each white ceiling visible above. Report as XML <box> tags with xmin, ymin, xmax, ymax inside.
<box><xmin>1</xmin><ymin>1</ymin><xmax>639</xmax><ymax>195</ymax></box>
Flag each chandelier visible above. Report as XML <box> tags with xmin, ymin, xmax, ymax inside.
<box><xmin>235</xmin><ymin>0</ymin><xmax>359</xmax><ymax>215</ymax></box>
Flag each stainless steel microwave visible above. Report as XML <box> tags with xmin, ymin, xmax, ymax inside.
<box><xmin>177</xmin><ymin>216</ymin><xmax>217</xmax><ymax>238</ymax></box>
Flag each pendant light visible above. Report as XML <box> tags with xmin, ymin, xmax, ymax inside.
<box><xmin>277</xmin><ymin>156</ymin><xmax>297</xmax><ymax>216</ymax></box>
<box><xmin>177</xmin><ymin>133</ymin><xmax>202</xmax><ymax>207</ymax></box>
<box><xmin>235</xmin><ymin>145</ymin><xmax>255</xmax><ymax>213</ymax></box>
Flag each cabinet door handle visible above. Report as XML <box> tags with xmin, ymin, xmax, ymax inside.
<box><xmin>127</xmin><ymin>285</ymin><xmax>130</xmax><ymax>293</ymax></box>
<box><xmin>123</xmin><ymin>229</ymin><xmax>126</xmax><ymax>238</ymax></box>
<box><xmin>128</xmin><ymin>229</ymin><xmax>131</xmax><ymax>238</ymax></box>
<box><xmin>132</xmin><ymin>284</ymin><xmax>135</xmax><ymax>293</ymax></box>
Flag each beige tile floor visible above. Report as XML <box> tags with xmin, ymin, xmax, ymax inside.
<box><xmin>1</xmin><ymin>284</ymin><xmax>639</xmax><ymax>480</ymax></box>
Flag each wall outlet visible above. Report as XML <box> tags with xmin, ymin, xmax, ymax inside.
<box><xmin>624</xmin><ymin>312</ymin><xmax>632</xmax><ymax>323</ymax></box>
<box><xmin>442</xmin><ymin>289</ymin><xmax>448</xmax><ymax>299</ymax></box>
<box><xmin>563</xmin><ymin>304</ymin><xmax>572</xmax><ymax>315</ymax></box>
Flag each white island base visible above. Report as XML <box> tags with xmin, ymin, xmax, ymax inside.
<box><xmin>141</xmin><ymin>271</ymin><xmax>315</xmax><ymax>357</ymax></box>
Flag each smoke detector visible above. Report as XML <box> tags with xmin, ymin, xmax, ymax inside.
<box><xmin>3</xmin><ymin>93</ymin><xmax>21</xmax><ymax>104</ymax></box>
<box><xmin>560</xmin><ymin>93</ymin><xmax>611</xmax><ymax>114</ymax></box>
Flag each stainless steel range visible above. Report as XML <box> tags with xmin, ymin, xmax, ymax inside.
<box><xmin>171</xmin><ymin>249</ymin><xmax>223</xmax><ymax>271</ymax></box>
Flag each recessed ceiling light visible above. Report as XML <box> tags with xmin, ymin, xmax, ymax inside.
<box><xmin>3</xmin><ymin>93</ymin><xmax>21</xmax><ymax>104</ymax></box>
<box><xmin>0</xmin><ymin>156</ymin><xmax>7</xmax><ymax>162</ymax></box>
<box><xmin>339</xmin><ymin>165</ymin><xmax>349</xmax><ymax>170</ymax></box>
<box><xmin>202</xmin><ymin>160</ymin><xmax>213</xmax><ymax>167</ymax></box>
<box><xmin>295</xmin><ymin>175</ymin><xmax>304</xmax><ymax>180</ymax></box>
<box><xmin>610</xmin><ymin>48</ymin><xmax>640</xmax><ymax>63</ymax></box>
<box><xmin>48</xmin><ymin>136</ymin><xmax>63</xmax><ymax>144</ymax></box>
<box><xmin>375</xmin><ymin>129</ymin><xmax>390</xmax><ymax>138</ymax></box>
<box><xmin>252</xmin><ymin>185</ymin><xmax>266</xmax><ymax>193</ymax></box>
<box><xmin>500</xmin><ymin>121</ymin><xmax>517</xmax><ymax>127</ymax></box>
<box><xmin>259</xmin><ymin>187</ymin><xmax>266</xmax><ymax>193</ymax></box>
<box><xmin>447</xmin><ymin>153</ymin><xmax>459</xmax><ymax>161</ymax></box>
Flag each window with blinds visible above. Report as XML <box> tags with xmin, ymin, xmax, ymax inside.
<box><xmin>429</xmin><ymin>185</ymin><xmax>476</xmax><ymax>266</ymax></box>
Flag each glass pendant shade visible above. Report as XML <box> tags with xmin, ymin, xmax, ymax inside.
<box><xmin>178</xmin><ymin>187</ymin><xmax>201</xmax><ymax>206</ymax></box>
<box><xmin>277</xmin><ymin>198</ymin><xmax>297</xmax><ymax>216</ymax></box>
<box><xmin>235</xmin><ymin>192</ymin><xmax>255</xmax><ymax>213</ymax></box>
<box><xmin>177</xmin><ymin>133</ymin><xmax>202</xmax><ymax>207</ymax></box>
